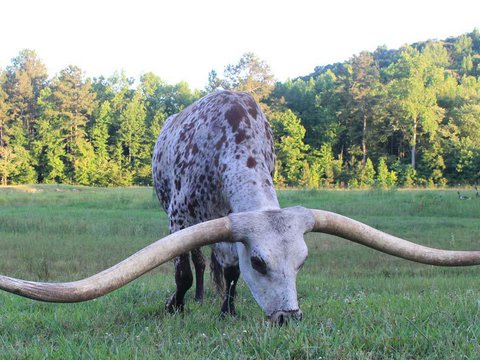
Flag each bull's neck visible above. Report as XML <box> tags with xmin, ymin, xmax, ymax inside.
<box><xmin>223</xmin><ymin>168</ymin><xmax>280</xmax><ymax>213</ymax></box>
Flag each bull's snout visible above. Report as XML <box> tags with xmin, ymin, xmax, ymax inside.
<box><xmin>269</xmin><ymin>309</ymin><xmax>303</xmax><ymax>325</ymax></box>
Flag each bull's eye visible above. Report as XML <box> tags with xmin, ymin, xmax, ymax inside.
<box><xmin>250</xmin><ymin>256</ymin><xmax>267</xmax><ymax>275</ymax></box>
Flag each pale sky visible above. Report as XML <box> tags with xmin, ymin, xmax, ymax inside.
<box><xmin>1</xmin><ymin>0</ymin><xmax>479</xmax><ymax>90</ymax></box>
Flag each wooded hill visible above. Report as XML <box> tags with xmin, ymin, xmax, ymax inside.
<box><xmin>1</xmin><ymin>29</ymin><xmax>479</xmax><ymax>187</ymax></box>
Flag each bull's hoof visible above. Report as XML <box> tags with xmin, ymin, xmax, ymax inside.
<box><xmin>220</xmin><ymin>301</ymin><xmax>236</xmax><ymax>317</ymax></box>
<box><xmin>165</xmin><ymin>294</ymin><xmax>184</xmax><ymax>313</ymax></box>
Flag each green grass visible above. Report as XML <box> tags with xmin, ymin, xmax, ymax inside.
<box><xmin>1</xmin><ymin>185</ymin><xmax>480</xmax><ymax>359</ymax></box>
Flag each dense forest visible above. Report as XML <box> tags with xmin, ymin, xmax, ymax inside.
<box><xmin>1</xmin><ymin>29</ymin><xmax>480</xmax><ymax>187</ymax></box>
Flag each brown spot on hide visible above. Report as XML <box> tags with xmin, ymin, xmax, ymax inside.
<box><xmin>188</xmin><ymin>199</ymin><xmax>199</xmax><ymax>217</ymax></box>
<box><xmin>235</xmin><ymin>129</ymin><xmax>246</xmax><ymax>144</ymax></box>
<box><xmin>192</xmin><ymin>143</ymin><xmax>199</xmax><ymax>154</ymax></box>
<box><xmin>175</xmin><ymin>179</ymin><xmax>181</xmax><ymax>191</ymax></box>
<box><xmin>220</xmin><ymin>92</ymin><xmax>233</xmax><ymax>102</ymax></box>
<box><xmin>175</xmin><ymin>154</ymin><xmax>181</xmax><ymax>165</ymax></box>
<box><xmin>264</xmin><ymin>122</ymin><xmax>273</xmax><ymax>140</ymax></box>
<box><xmin>246</xmin><ymin>157</ymin><xmax>257</xmax><ymax>168</ymax></box>
<box><xmin>226</xmin><ymin>104</ymin><xmax>247</xmax><ymax>132</ymax></box>
<box><xmin>243</xmin><ymin>116</ymin><xmax>251</xmax><ymax>128</ymax></box>
<box><xmin>153</xmin><ymin>152</ymin><xmax>162</xmax><ymax>162</ymax></box>
<box><xmin>247</xmin><ymin>97</ymin><xmax>259</xmax><ymax>118</ymax></box>
<box><xmin>180</xmin><ymin>161</ymin><xmax>190</xmax><ymax>171</ymax></box>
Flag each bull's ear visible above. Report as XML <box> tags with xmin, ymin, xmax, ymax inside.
<box><xmin>228</xmin><ymin>211</ymin><xmax>258</xmax><ymax>244</ymax></box>
<box><xmin>283</xmin><ymin>206</ymin><xmax>316</xmax><ymax>234</ymax></box>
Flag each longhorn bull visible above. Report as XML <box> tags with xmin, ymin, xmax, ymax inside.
<box><xmin>1</xmin><ymin>91</ymin><xmax>479</xmax><ymax>325</ymax></box>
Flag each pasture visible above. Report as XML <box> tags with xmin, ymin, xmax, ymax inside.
<box><xmin>0</xmin><ymin>185</ymin><xmax>479</xmax><ymax>359</ymax></box>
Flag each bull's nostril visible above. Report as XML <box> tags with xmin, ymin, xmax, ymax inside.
<box><xmin>270</xmin><ymin>310</ymin><xmax>303</xmax><ymax>325</ymax></box>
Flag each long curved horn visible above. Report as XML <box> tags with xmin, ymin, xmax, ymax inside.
<box><xmin>309</xmin><ymin>209</ymin><xmax>480</xmax><ymax>266</ymax></box>
<box><xmin>0</xmin><ymin>217</ymin><xmax>232</xmax><ymax>302</ymax></box>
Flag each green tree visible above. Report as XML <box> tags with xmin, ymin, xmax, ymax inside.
<box><xmin>88</xmin><ymin>101</ymin><xmax>114</xmax><ymax>186</ymax></box>
<box><xmin>273</xmin><ymin>72</ymin><xmax>343</xmax><ymax>150</ymax></box>
<box><xmin>317</xmin><ymin>144</ymin><xmax>338</xmax><ymax>186</ymax></box>
<box><xmin>33</xmin><ymin>88</ymin><xmax>66</xmax><ymax>183</ymax></box>
<box><xmin>117</xmin><ymin>91</ymin><xmax>148</xmax><ymax>181</ymax></box>
<box><xmin>40</xmin><ymin>66</ymin><xmax>96</xmax><ymax>183</ymax></box>
<box><xmin>2</xmin><ymin>50</ymin><xmax>48</xmax><ymax>183</ymax></box>
<box><xmin>376</xmin><ymin>157</ymin><xmax>398</xmax><ymax>188</ymax></box>
<box><xmin>218</xmin><ymin>52</ymin><xmax>275</xmax><ymax>103</ymax></box>
<box><xmin>446</xmin><ymin>101</ymin><xmax>480</xmax><ymax>183</ymax></box>
<box><xmin>140</xmin><ymin>73</ymin><xmax>199</xmax><ymax>117</ymax></box>
<box><xmin>93</xmin><ymin>72</ymin><xmax>135</xmax><ymax>143</ymax></box>
<box><xmin>0</xmin><ymin>71</ymin><xmax>10</xmax><ymax>148</ymax></box>
<box><xmin>387</xmin><ymin>45</ymin><xmax>446</xmax><ymax>172</ymax></box>
<box><xmin>345</xmin><ymin>52</ymin><xmax>383</xmax><ymax>165</ymax></box>
<box><xmin>386</xmin><ymin>170</ymin><xmax>398</xmax><ymax>187</ymax></box>
<box><xmin>90</xmin><ymin>101</ymin><xmax>112</xmax><ymax>159</ymax></box>
<box><xmin>205</xmin><ymin>70</ymin><xmax>223</xmax><ymax>93</ymax></box>
<box><xmin>376</xmin><ymin>158</ymin><xmax>390</xmax><ymax>188</ymax></box>
<box><xmin>354</xmin><ymin>158</ymin><xmax>376</xmax><ymax>188</ymax></box>
<box><xmin>0</xmin><ymin>73</ymin><xmax>13</xmax><ymax>185</ymax></box>
<box><xmin>3</xmin><ymin>49</ymin><xmax>48</xmax><ymax>138</ymax></box>
<box><xmin>453</xmin><ymin>35</ymin><xmax>473</xmax><ymax>75</ymax></box>
<box><xmin>0</xmin><ymin>146</ymin><xmax>15</xmax><ymax>186</ymax></box>
<box><xmin>270</xmin><ymin>109</ymin><xmax>309</xmax><ymax>185</ymax></box>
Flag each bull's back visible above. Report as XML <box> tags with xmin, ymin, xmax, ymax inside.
<box><xmin>152</xmin><ymin>91</ymin><xmax>275</xmax><ymax>223</ymax></box>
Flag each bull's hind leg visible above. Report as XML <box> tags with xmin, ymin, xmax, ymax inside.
<box><xmin>166</xmin><ymin>212</ymin><xmax>195</xmax><ymax>312</ymax></box>
<box><xmin>221</xmin><ymin>265</ymin><xmax>240</xmax><ymax>316</ymax></box>
<box><xmin>165</xmin><ymin>253</ymin><xmax>193</xmax><ymax>312</ymax></box>
<box><xmin>191</xmin><ymin>248</ymin><xmax>206</xmax><ymax>302</ymax></box>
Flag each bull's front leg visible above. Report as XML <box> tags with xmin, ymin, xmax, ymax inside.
<box><xmin>221</xmin><ymin>264</ymin><xmax>240</xmax><ymax>316</ymax></box>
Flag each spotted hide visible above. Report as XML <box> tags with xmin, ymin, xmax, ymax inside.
<box><xmin>152</xmin><ymin>90</ymin><xmax>279</xmax><ymax>314</ymax></box>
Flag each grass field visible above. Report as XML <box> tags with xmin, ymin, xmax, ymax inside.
<box><xmin>0</xmin><ymin>185</ymin><xmax>480</xmax><ymax>359</ymax></box>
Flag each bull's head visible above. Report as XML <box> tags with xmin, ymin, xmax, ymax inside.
<box><xmin>1</xmin><ymin>206</ymin><xmax>480</xmax><ymax>324</ymax></box>
<box><xmin>230</xmin><ymin>207</ymin><xmax>313</xmax><ymax>323</ymax></box>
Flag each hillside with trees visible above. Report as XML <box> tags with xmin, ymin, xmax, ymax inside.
<box><xmin>1</xmin><ymin>29</ymin><xmax>479</xmax><ymax>187</ymax></box>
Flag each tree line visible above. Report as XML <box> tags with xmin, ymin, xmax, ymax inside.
<box><xmin>1</xmin><ymin>29</ymin><xmax>479</xmax><ymax>187</ymax></box>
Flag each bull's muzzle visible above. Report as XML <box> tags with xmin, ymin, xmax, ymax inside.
<box><xmin>269</xmin><ymin>309</ymin><xmax>303</xmax><ymax>325</ymax></box>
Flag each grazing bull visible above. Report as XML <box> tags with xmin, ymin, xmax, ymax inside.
<box><xmin>1</xmin><ymin>91</ymin><xmax>480</xmax><ymax>325</ymax></box>
<box><xmin>151</xmin><ymin>91</ymin><xmax>280</xmax><ymax>317</ymax></box>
